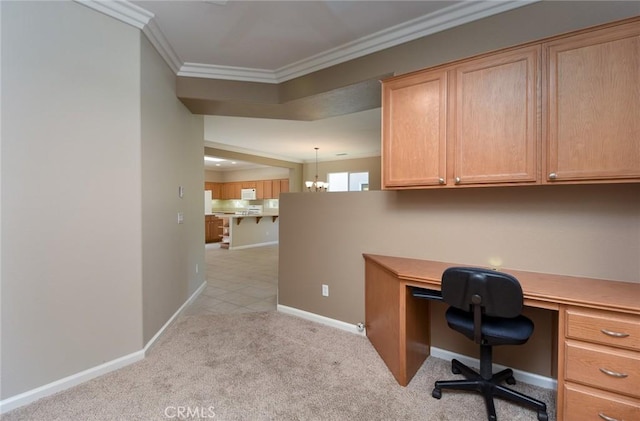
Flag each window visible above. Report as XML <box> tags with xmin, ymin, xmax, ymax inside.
<box><xmin>327</xmin><ymin>172</ymin><xmax>369</xmax><ymax>192</ymax></box>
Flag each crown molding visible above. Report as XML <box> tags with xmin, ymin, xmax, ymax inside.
<box><xmin>76</xmin><ymin>0</ymin><xmax>538</xmax><ymax>83</ymax></box>
<box><xmin>274</xmin><ymin>0</ymin><xmax>539</xmax><ymax>83</ymax></box>
<box><xmin>178</xmin><ymin>63</ymin><xmax>278</xmax><ymax>84</ymax></box>
<box><xmin>74</xmin><ymin>0</ymin><xmax>181</xmax><ymax>73</ymax></box>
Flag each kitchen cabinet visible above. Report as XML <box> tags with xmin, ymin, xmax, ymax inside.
<box><xmin>204</xmin><ymin>182</ymin><xmax>222</xmax><ymax>199</ymax></box>
<box><xmin>272</xmin><ymin>180</ymin><xmax>281</xmax><ymax>198</ymax></box>
<box><xmin>270</xmin><ymin>179</ymin><xmax>289</xmax><ymax>198</ymax></box>
<box><xmin>212</xmin><ymin>183</ymin><xmax>222</xmax><ymax>199</ymax></box>
<box><xmin>205</xmin><ymin>215</ymin><xmax>222</xmax><ymax>243</ymax></box>
<box><xmin>222</xmin><ymin>182</ymin><xmax>241</xmax><ymax>200</ymax></box>
<box><xmin>207</xmin><ymin>179</ymin><xmax>289</xmax><ymax>199</ymax></box>
<box><xmin>382</xmin><ymin>17</ymin><xmax>639</xmax><ymax>190</ymax></box>
<box><xmin>382</xmin><ymin>45</ymin><xmax>540</xmax><ymax>188</ymax></box>
<box><xmin>544</xmin><ymin>20</ymin><xmax>640</xmax><ymax>183</ymax></box>
<box><xmin>279</xmin><ymin>179</ymin><xmax>289</xmax><ymax>194</ymax></box>
<box><xmin>255</xmin><ymin>180</ymin><xmax>264</xmax><ymax>199</ymax></box>
<box><xmin>261</xmin><ymin>180</ymin><xmax>272</xmax><ymax>199</ymax></box>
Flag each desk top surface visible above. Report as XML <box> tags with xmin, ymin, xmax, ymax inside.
<box><xmin>363</xmin><ymin>254</ymin><xmax>640</xmax><ymax>315</ymax></box>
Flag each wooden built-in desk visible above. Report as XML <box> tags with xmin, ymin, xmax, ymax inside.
<box><xmin>363</xmin><ymin>254</ymin><xmax>640</xmax><ymax>421</ymax></box>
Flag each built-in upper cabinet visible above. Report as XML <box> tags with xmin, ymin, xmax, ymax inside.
<box><xmin>451</xmin><ymin>45</ymin><xmax>540</xmax><ymax>186</ymax></box>
<box><xmin>382</xmin><ymin>17</ymin><xmax>640</xmax><ymax>190</ymax></box>
<box><xmin>382</xmin><ymin>45</ymin><xmax>540</xmax><ymax>189</ymax></box>
<box><xmin>382</xmin><ymin>69</ymin><xmax>448</xmax><ymax>187</ymax></box>
<box><xmin>544</xmin><ymin>20</ymin><xmax>640</xmax><ymax>183</ymax></box>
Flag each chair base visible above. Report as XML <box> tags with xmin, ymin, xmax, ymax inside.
<box><xmin>432</xmin><ymin>358</ymin><xmax>548</xmax><ymax>421</ymax></box>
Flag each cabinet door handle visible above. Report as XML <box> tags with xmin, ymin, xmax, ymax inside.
<box><xmin>454</xmin><ymin>177</ymin><xmax>461</xmax><ymax>184</ymax></box>
<box><xmin>601</xmin><ymin>328</ymin><xmax>630</xmax><ymax>338</ymax></box>
<box><xmin>438</xmin><ymin>178</ymin><xmax>445</xmax><ymax>185</ymax></box>
<box><xmin>548</xmin><ymin>172</ymin><xmax>558</xmax><ymax>180</ymax></box>
<box><xmin>599</xmin><ymin>367</ymin><xmax>628</xmax><ymax>378</ymax></box>
<box><xmin>598</xmin><ymin>412</ymin><xmax>621</xmax><ymax>421</ymax></box>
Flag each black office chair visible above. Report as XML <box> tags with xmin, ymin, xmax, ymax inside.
<box><xmin>419</xmin><ymin>267</ymin><xmax>548</xmax><ymax>421</ymax></box>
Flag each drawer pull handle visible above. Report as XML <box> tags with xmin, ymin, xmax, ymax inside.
<box><xmin>601</xmin><ymin>328</ymin><xmax>630</xmax><ymax>338</ymax></box>
<box><xmin>598</xmin><ymin>412</ymin><xmax>621</xmax><ymax>421</ymax></box>
<box><xmin>599</xmin><ymin>367</ymin><xmax>628</xmax><ymax>378</ymax></box>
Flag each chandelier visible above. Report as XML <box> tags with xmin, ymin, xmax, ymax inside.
<box><xmin>305</xmin><ymin>147</ymin><xmax>328</xmax><ymax>192</ymax></box>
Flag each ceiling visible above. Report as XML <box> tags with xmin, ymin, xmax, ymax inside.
<box><xmin>115</xmin><ymin>1</ymin><xmax>535</xmax><ymax>168</ymax></box>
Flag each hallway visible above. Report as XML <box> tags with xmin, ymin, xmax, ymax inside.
<box><xmin>183</xmin><ymin>244</ymin><xmax>278</xmax><ymax>316</ymax></box>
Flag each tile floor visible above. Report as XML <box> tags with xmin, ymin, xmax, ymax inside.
<box><xmin>183</xmin><ymin>243</ymin><xmax>278</xmax><ymax>316</ymax></box>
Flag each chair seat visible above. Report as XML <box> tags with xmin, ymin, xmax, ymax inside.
<box><xmin>446</xmin><ymin>307</ymin><xmax>534</xmax><ymax>346</ymax></box>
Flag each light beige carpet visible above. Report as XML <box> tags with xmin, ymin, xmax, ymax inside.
<box><xmin>3</xmin><ymin>312</ymin><xmax>555</xmax><ymax>420</ymax></box>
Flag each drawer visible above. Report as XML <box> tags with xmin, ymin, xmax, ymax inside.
<box><xmin>566</xmin><ymin>308</ymin><xmax>640</xmax><ymax>351</ymax></box>
<box><xmin>565</xmin><ymin>340</ymin><xmax>640</xmax><ymax>398</ymax></box>
<box><xmin>564</xmin><ymin>382</ymin><xmax>640</xmax><ymax>421</ymax></box>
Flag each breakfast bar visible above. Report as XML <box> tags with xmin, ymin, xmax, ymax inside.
<box><xmin>215</xmin><ymin>213</ymin><xmax>279</xmax><ymax>249</ymax></box>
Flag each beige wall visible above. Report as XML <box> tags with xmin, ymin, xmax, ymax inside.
<box><xmin>279</xmin><ymin>184</ymin><xmax>640</xmax><ymax>375</ymax></box>
<box><xmin>1</xmin><ymin>1</ymin><xmax>205</xmax><ymax>399</ymax></box>
<box><xmin>140</xmin><ymin>36</ymin><xmax>205</xmax><ymax>344</ymax></box>
<box><xmin>1</xmin><ymin>2</ymin><xmax>143</xmax><ymax>398</ymax></box>
<box><xmin>303</xmin><ymin>156</ymin><xmax>381</xmax><ymax>191</ymax></box>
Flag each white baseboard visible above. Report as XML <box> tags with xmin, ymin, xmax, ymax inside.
<box><xmin>276</xmin><ymin>306</ymin><xmax>557</xmax><ymax>391</ymax></box>
<box><xmin>143</xmin><ymin>280</ymin><xmax>207</xmax><ymax>353</ymax></box>
<box><xmin>429</xmin><ymin>347</ymin><xmax>557</xmax><ymax>390</ymax></box>
<box><xmin>230</xmin><ymin>241</ymin><xmax>278</xmax><ymax>250</ymax></box>
<box><xmin>0</xmin><ymin>350</ymin><xmax>145</xmax><ymax>414</ymax></box>
<box><xmin>0</xmin><ymin>280</ymin><xmax>208</xmax><ymax>415</ymax></box>
<box><xmin>277</xmin><ymin>305</ymin><xmax>366</xmax><ymax>336</ymax></box>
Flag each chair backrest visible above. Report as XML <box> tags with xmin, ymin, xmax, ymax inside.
<box><xmin>441</xmin><ymin>267</ymin><xmax>524</xmax><ymax>318</ymax></box>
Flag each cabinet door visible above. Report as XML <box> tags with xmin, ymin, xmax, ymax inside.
<box><xmin>263</xmin><ymin>179</ymin><xmax>273</xmax><ymax>199</ymax></box>
<box><xmin>451</xmin><ymin>45</ymin><xmax>540</xmax><ymax>185</ymax></box>
<box><xmin>211</xmin><ymin>183</ymin><xmax>222</xmax><ymax>199</ymax></box>
<box><xmin>255</xmin><ymin>180</ymin><xmax>264</xmax><ymax>199</ymax></box>
<box><xmin>382</xmin><ymin>69</ymin><xmax>448</xmax><ymax>188</ymax></box>
<box><xmin>545</xmin><ymin>21</ymin><xmax>640</xmax><ymax>182</ymax></box>
<box><xmin>231</xmin><ymin>182</ymin><xmax>242</xmax><ymax>199</ymax></box>
<box><xmin>272</xmin><ymin>180</ymin><xmax>281</xmax><ymax>198</ymax></box>
<box><xmin>280</xmin><ymin>179</ymin><xmax>289</xmax><ymax>193</ymax></box>
<box><xmin>223</xmin><ymin>183</ymin><xmax>238</xmax><ymax>200</ymax></box>
<box><xmin>205</xmin><ymin>216</ymin><xmax>214</xmax><ymax>243</ymax></box>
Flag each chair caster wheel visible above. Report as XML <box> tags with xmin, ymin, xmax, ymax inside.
<box><xmin>506</xmin><ymin>376</ymin><xmax>516</xmax><ymax>385</ymax></box>
<box><xmin>432</xmin><ymin>388</ymin><xmax>441</xmax><ymax>399</ymax></box>
<box><xmin>537</xmin><ymin>411</ymin><xmax>548</xmax><ymax>421</ymax></box>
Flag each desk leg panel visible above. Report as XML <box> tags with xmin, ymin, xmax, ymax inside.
<box><xmin>365</xmin><ymin>261</ymin><xmax>431</xmax><ymax>386</ymax></box>
<box><xmin>365</xmin><ymin>261</ymin><xmax>404</xmax><ymax>384</ymax></box>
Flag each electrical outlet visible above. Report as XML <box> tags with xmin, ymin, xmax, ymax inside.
<box><xmin>322</xmin><ymin>284</ymin><xmax>329</xmax><ymax>297</ymax></box>
<box><xmin>177</xmin><ymin>212</ymin><xmax>184</xmax><ymax>224</ymax></box>
<box><xmin>195</xmin><ymin>264</ymin><xmax>199</xmax><ymax>274</ymax></box>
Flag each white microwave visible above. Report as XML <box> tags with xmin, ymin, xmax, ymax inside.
<box><xmin>241</xmin><ymin>188</ymin><xmax>256</xmax><ymax>200</ymax></box>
